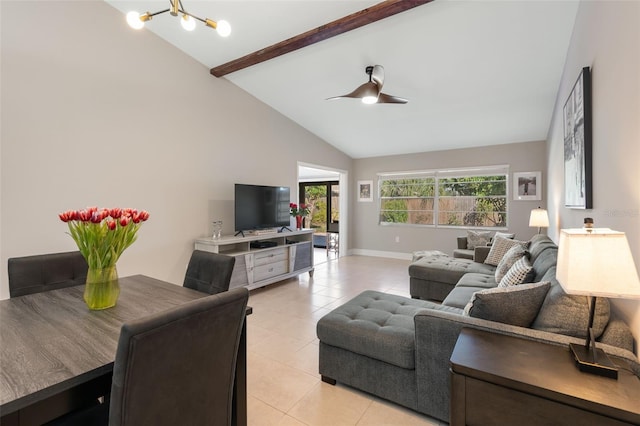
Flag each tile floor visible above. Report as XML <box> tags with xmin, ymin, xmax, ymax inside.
<box><xmin>245</xmin><ymin>255</ymin><xmax>445</xmax><ymax>426</ymax></box>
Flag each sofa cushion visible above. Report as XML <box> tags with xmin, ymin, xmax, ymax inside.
<box><xmin>409</xmin><ymin>255</ymin><xmax>496</xmax><ymax>284</ymax></box>
<box><xmin>531</xmin><ymin>246</ymin><xmax>558</xmax><ymax>282</ymax></box>
<box><xmin>453</xmin><ymin>249</ymin><xmax>474</xmax><ymax>260</ymax></box>
<box><xmin>531</xmin><ymin>268</ymin><xmax>610</xmax><ymax>339</ymax></box>
<box><xmin>528</xmin><ymin>234</ymin><xmax>558</xmax><ymax>264</ymax></box>
<box><xmin>455</xmin><ymin>273</ymin><xmax>497</xmax><ymax>289</ymax></box>
<box><xmin>464</xmin><ymin>281</ymin><xmax>551</xmax><ymax>327</ymax></box>
<box><xmin>442</xmin><ymin>285</ymin><xmax>485</xmax><ymax>309</ymax></box>
<box><xmin>317</xmin><ymin>291</ymin><xmax>456</xmax><ymax>369</ymax></box>
<box><xmin>484</xmin><ymin>236</ymin><xmax>530</xmax><ymax>266</ymax></box>
<box><xmin>499</xmin><ymin>256</ymin><xmax>534</xmax><ymax>287</ymax></box>
<box><xmin>441</xmin><ymin>272</ymin><xmax>497</xmax><ymax>309</ymax></box>
<box><xmin>495</xmin><ymin>245</ymin><xmax>528</xmax><ymax>283</ymax></box>
<box><xmin>467</xmin><ymin>230</ymin><xmax>491</xmax><ymax>249</ymax></box>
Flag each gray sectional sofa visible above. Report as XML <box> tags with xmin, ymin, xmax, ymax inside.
<box><xmin>317</xmin><ymin>235</ymin><xmax>639</xmax><ymax>422</ymax></box>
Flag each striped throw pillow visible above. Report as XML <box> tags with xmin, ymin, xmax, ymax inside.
<box><xmin>484</xmin><ymin>236</ymin><xmax>529</xmax><ymax>266</ymax></box>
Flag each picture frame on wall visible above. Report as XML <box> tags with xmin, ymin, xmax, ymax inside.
<box><xmin>513</xmin><ymin>171</ymin><xmax>542</xmax><ymax>201</ymax></box>
<box><xmin>357</xmin><ymin>180</ymin><xmax>373</xmax><ymax>202</ymax></box>
<box><xmin>563</xmin><ymin>66</ymin><xmax>593</xmax><ymax>209</ymax></box>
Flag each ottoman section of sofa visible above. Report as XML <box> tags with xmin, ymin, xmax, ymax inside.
<box><xmin>409</xmin><ymin>255</ymin><xmax>496</xmax><ymax>301</ymax></box>
<box><xmin>317</xmin><ymin>290</ymin><xmax>433</xmax><ymax>369</ymax></box>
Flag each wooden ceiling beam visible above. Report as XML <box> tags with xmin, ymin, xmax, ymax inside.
<box><xmin>210</xmin><ymin>0</ymin><xmax>433</xmax><ymax>77</ymax></box>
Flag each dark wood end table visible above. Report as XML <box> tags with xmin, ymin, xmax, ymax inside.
<box><xmin>450</xmin><ymin>328</ymin><xmax>640</xmax><ymax>425</ymax></box>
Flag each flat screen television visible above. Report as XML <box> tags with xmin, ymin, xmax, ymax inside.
<box><xmin>234</xmin><ymin>184</ymin><xmax>291</xmax><ymax>233</ymax></box>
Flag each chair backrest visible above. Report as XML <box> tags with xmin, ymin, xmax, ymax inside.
<box><xmin>109</xmin><ymin>287</ymin><xmax>249</xmax><ymax>426</ymax></box>
<box><xmin>183</xmin><ymin>250</ymin><xmax>236</xmax><ymax>295</ymax></box>
<box><xmin>7</xmin><ymin>251</ymin><xmax>88</xmax><ymax>298</ymax></box>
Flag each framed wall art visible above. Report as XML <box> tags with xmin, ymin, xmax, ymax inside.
<box><xmin>357</xmin><ymin>180</ymin><xmax>373</xmax><ymax>202</ymax></box>
<box><xmin>563</xmin><ymin>66</ymin><xmax>593</xmax><ymax>209</ymax></box>
<box><xmin>513</xmin><ymin>171</ymin><xmax>542</xmax><ymax>201</ymax></box>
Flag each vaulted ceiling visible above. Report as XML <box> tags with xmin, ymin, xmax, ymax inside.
<box><xmin>106</xmin><ymin>1</ymin><xmax>579</xmax><ymax>159</ymax></box>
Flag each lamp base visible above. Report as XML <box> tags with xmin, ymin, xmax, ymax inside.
<box><xmin>569</xmin><ymin>343</ymin><xmax>618</xmax><ymax>379</ymax></box>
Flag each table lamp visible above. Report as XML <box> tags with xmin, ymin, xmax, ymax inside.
<box><xmin>556</xmin><ymin>227</ymin><xmax>640</xmax><ymax>379</ymax></box>
<box><xmin>529</xmin><ymin>207</ymin><xmax>549</xmax><ymax>234</ymax></box>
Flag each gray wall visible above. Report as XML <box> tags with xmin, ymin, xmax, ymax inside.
<box><xmin>0</xmin><ymin>1</ymin><xmax>351</xmax><ymax>299</ymax></box>
<box><xmin>351</xmin><ymin>140</ymin><xmax>547</xmax><ymax>258</ymax></box>
<box><xmin>546</xmin><ymin>1</ymin><xmax>640</xmax><ymax>340</ymax></box>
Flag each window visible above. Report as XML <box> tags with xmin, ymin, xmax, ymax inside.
<box><xmin>378</xmin><ymin>166</ymin><xmax>508</xmax><ymax>228</ymax></box>
<box><xmin>379</xmin><ymin>174</ymin><xmax>436</xmax><ymax>225</ymax></box>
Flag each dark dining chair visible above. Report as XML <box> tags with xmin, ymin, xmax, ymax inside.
<box><xmin>183</xmin><ymin>250</ymin><xmax>236</xmax><ymax>295</ymax></box>
<box><xmin>47</xmin><ymin>287</ymin><xmax>249</xmax><ymax>426</ymax></box>
<box><xmin>7</xmin><ymin>251</ymin><xmax>88</xmax><ymax>298</ymax></box>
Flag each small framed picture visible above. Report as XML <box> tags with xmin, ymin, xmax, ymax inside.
<box><xmin>513</xmin><ymin>172</ymin><xmax>542</xmax><ymax>201</ymax></box>
<box><xmin>357</xmin><ymin>180</ymin><xmax>373</xmax><ymax>202</ymax></box>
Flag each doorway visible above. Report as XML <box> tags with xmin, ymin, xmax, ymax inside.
<box><xmin>299</xmin><ymin>181</ymin><xmax>339</xmax><ymax>231</ymax></box>
<box><xmin>300</xmin><ymin>181</ymin><xmax>340</xmax><ymax>262</ymax></box>
<box><xmin>298</xmin><ymin>164</ymin><xmax>346</xmax><ymax>264</ymax></box>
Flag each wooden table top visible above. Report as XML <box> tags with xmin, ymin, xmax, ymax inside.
<box><xmin>450</xmin><ymin>328</ymin><xmax>640</xmax><ymax>423</ymax></box>
<box><xmin>0</xmin><ymin>275</ymin><xmax>208</xmax><ymax>415</ymax></box>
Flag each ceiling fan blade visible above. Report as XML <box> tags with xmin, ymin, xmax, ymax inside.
<box><xmin>371</xmin><ymin>65</ymin><xmax>385</xmax><ymax>89</ymax></box>
<box><xmin>377</xmin><ymin>92</ymin><xmax>409</xmax><ymax>104</ymax></box>
<box><xmin>326</xmin><ymin>81</ymin><xmax>380</xmax><ymax>100</ymax></box>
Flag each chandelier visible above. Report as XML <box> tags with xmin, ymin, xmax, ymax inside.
<box><xmin>126</xmin><ymin>0</ymin><xmax>231</xmax><ymax>37</ymax></box>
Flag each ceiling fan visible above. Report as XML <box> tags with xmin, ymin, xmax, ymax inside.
<box><xmin>327</xmin><ymin>65</ymin><xmax>408</xmax><ymax>104</ymax></box>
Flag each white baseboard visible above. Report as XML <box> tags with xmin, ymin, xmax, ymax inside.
<box><xmin>347</xmin><ymin>248</ymin><xmax>413</xmax><ymax>260</ymax></box>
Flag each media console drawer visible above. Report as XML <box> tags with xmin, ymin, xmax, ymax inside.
<box><xmin>253</xmin><ymin>248</ymin><xmax>288</xmax><ymax>266</ymax></box>
<box><xmin>254</xmin><ymin>260</ymin><xmax>288</xmax><ymax>282</ymax></box>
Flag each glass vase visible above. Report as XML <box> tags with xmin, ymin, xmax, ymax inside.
<box><xmin>212</xmin><ymin>220</ymin><xmax>223</xmax><ymax>240</ymax></box>
<box><xmin>84</xmin><ymin>265</ymin><xmax>120</xmax><ymax>310</ymax></box>
<box><xmin>295</xmin><ymin>215</ymin><xmax>303</xmax><ymax>230</ymax></box>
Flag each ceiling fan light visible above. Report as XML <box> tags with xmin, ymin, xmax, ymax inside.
<box><xmin>327</xmin><ymin>65</ymin><xmax>407</xmax><ymax>105</ymax></box>
<box><xmin>360</xmin><ymin>81</ymin><xmax>380</xmax><ymax>104</ymax></box>
<box><xmin>126</xmin><ymin>11</ymin><xmax>145</xmax><ymax>29</ymax></box>
<box><xmin>181</xmin><ymin>14</ymin><xmax>196</xmax><ymax>31</ymax></box>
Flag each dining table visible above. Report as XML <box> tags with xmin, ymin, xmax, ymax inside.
<box><xmin>0</xmin><ymin>274</ymin><xmax>250</xmax><ymax>426</ymax></box>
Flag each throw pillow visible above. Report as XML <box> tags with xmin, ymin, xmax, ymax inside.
<box><xmin>484</xmin><ymin>236</ymin><xmax>529</xmax><ymax>266</ymax></box>
<box><xmin>531</xmin><ymin>275</ymin><xmax>610</xmax><ymax>339</ymax></box>
<box><xmin>495</xmin><ymin>245</ymin><xmax>528</xmax><ymax>283</ymax></box>
<box><xmin>466</xmin><ymin>230</ymin><xmax>492</xmax><ymax>249</ymax></box>
<box><xmin>499</xmin><ymin>256</ymin><xmax>535</xmax><ymax>287</ymax></box>
<box><xmin>493</xmin><ymin>231</ymin><xmax>515</xmax><ymax>241</ymax></box>
<box><xmin>463</xmin><ymin>281</ymin><xmax>551</xmax><ymax>327</ymax></box>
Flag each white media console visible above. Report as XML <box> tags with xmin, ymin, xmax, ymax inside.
<box><xmin>194</xmin><ymin>229</ymin><xmax>314</xmax><ymax>291</ymax></box>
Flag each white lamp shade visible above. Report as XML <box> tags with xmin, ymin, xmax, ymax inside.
<box><xmin>529</xmin><ymin>208</ymin><xmax>549</xmax><ymax>228</ymax></box>
<box><xmin>556</xmin><ymin>228</ymin><xmax>640</xmax><ymax>299</ymax></box>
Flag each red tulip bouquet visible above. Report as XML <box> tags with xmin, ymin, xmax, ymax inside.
<box><xmin>289</xmin><ymin>203</ymin><xmax>309</xmax><ymax>230</ymax></box>
<box><xmin>289</xmin><ymin>203</ymin><xmax>310</xmax><ymax>217</ymax></box>
<box><xmin>59</xmin><ymin>207</ymin><xmax>149</xmax><ymax>309</ymax></box>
